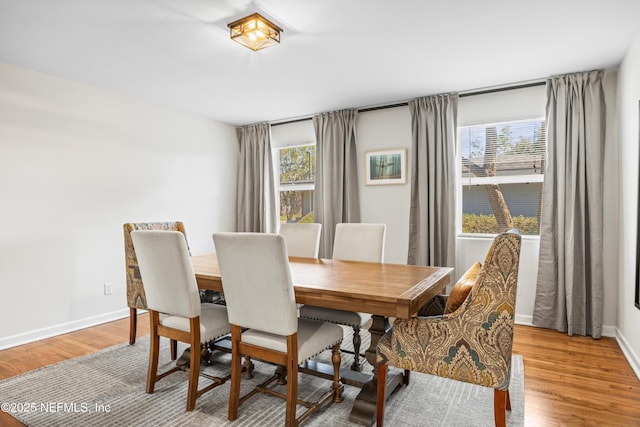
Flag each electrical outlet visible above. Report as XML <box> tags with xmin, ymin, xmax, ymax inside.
<box><xmin>104</xmin><ymin>282</ymin><xmax>112</xmax><ymax>295</ymax></box>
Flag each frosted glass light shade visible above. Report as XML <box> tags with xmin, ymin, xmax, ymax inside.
<box><xmin>228</xmin><ymin>13</ymin><xmax>282</xmax><ymax>51</ymax></box>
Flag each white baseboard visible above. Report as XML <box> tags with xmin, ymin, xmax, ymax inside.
<box><xmin>616</xmin><ymin>328</ymin><xmax>640</xmax><ymax>380</ymax></box>
<box><xmin>0</xmin><ymin>308</ymin><xmax>131</xmax><ymax>351</ymax></box>
<box><xmin>515</xmin><ymin>314</ymin><xmax>533</xmax><ymax>326</ymax></box>
<box><xmin>602</xmin><ymin>324</ymin><xmax>617</xmax><ymax>338</ymax></box>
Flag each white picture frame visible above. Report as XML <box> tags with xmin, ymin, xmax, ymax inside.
<box><xmin>365</xmin><ymin>148</ymin><xmax>407</xmax><ymax>185</ymax></box>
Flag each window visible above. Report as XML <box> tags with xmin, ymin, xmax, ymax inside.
<box><xmin>277</xmin><ymin>144</ymin><xmax>315</xmax><ymax>224</ymax></box>
<box><xmin>459</xmin><ymin>118</ymin><xmax>546</xmax><ymax>235</ymax></box>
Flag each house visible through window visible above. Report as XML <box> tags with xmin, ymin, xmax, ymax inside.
<box><xmin>278</xmin><ymin>143</ymin><xmax>315</xmax><ymax>224</ymax></box>
<box><xmin>459</xmin><ymin>118</ymin><xmax>546</xmax><ymax>235</ymax></box>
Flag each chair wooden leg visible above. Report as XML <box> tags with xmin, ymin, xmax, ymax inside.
<box><xmin>494</xmin><ymin>389</ymin><xmax>508</xmax><ymax>427</ymax></box>
<box><xmin>403</xmin><ymin>369</ymin><xmax>410</xmax><ymax>385</ymax></box>
<box><xmin>228</xmin><ymin>325</ymin><xmax>242</xmax><ymax>421</ymax></box>
<box><xmin>506</xmin><ymin>389</ymin><xmax>511</xmax><ymax>411</ymax></box>
<box><xmin>170</xmin><ymin>339</ymin><xmax>178</xmax><ymax>361</ymax></box>
<box><xmin>275</xmin><ymin>364</ymin><xmax>287</xmax><ymax>384</ymax></box>
<box><xmin>146</xmin><ymin>311</ymin><xmax>160</xmax><ymax>394</ymax></box>
<box><xmin>376</xmin><ymin>363</ymin><xmax>388</xmax><ymax>427</ymax></box>
<box><xmin>129</xmin><ymin>307</ymin><xmax>137</xmax><ymax>345</ymax></box>
<box><xmin>186</xmin><ymin>317</ymin><xmax>201</xmax><ymax>411</ymax></box>
<box><xmin>286</xmin><ymin>334</ymin><xmax>299</xmax><ymax>427</ymax></box>
<box><xmin>243</xmin><ymin>355</ymin><xmax>255</xmax><ymax>379</ymax></box>
<box><xmin>351</xmin><ymin>325</ymin><xmax>362</xmax><ymax>371</ymax></box>
<box><xmin>331</xmin><ymin>344</ymin><xmax>344</xmax><ymax>403</ymax></box>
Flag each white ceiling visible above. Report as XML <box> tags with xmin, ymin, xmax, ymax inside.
<box><xmin>1</xmin><ymin>0</ymin><xmax>639</xmax><ymax>126</ymax></box>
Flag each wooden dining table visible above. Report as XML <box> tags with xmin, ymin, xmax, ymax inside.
<box><xmin>191</xmin><ymin>253</ymin><xmax>452</xmax><ymax>426</ymax></box>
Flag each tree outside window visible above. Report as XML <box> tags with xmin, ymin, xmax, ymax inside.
<box><xmin>278</xmin><ymin>144</ymin><xmax>315</xmax><ymax>223</ymax></box>
<box><xmin>460</xmin><ymin>119</ymin><xmax>546</xmax><ymax>235</ymax></box>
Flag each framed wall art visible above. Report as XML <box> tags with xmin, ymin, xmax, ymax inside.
<box><xmin>365</xmin><ymin>148</ymin><xmax>407</xmax><ymax>185</ymax></box>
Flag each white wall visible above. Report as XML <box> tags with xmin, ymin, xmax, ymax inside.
<box><xmin>0</xmin><ymin>62</ymin><xmax>238</xmax><ymax>349</ymax></box>
<box><xmin>616</xmin><ymin>32</ymin><xmax>640</xmax><ymax>378</ymax></box>
<box><xmin>357</xmin><ymin>107</ymin><xmax>412</xmax><ymax>264</ymax></box>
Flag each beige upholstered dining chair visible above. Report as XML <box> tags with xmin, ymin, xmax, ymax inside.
<box><xmin>299</xmin><ymin>223</ymin><xmax>386</xmax><ymax>371</ymax></box>
<box><xmin>278</xmin><ymin>222</ymin><xmax>322</xmax><ymax>258</ymax></box>
<box><xmin>124</xmin><ymin>221</ymin><xmax>188</xmax><ymax>356</ymax></box>
<box><xmin>131</xmin><ymin>230</ymin><xmax>231</xmax><ymax>411</ymax></box>
<box><xmin>376</xmin><ymin>230</ymin><xmax>522</xmax><ymax>427</ymax></box>
<box><xmin>213</xmin><ymin>232</ymin><xmax>344</xmax><ymax>426</ymax></box>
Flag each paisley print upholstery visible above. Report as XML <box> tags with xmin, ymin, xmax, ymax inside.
<box><xmin>417</xmin><ymin>294</ymin><xmax>448</xmax><ymax>317</ymax></box>
<box><xmin>377</xmin><ymin>230</ymin><xmax>521</xmax><ymax>391</ymax></box>
<box><xmin>124</xmin><ymin>222</ymin><xmax>189</xmax><ymax>310</ymax></box>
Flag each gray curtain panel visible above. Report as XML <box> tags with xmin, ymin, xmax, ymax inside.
<box><xmin>407</xmin><ymin>94</ymin><xmax>458</xmax><ymax>268</ymax></box>
<box><xmin>533</xmin><ymin>71</ymin><xmax>606</xmax><ymax>338</ymax></box>
<box><xmin>313</xmin><ymin>109</ymin><xmax>360</xmax><ymax>258</ymax></box>
<box><xmin>235</xmin><ymin>123</ymin><xmax>277</xmax><ymax>233</ymax></box>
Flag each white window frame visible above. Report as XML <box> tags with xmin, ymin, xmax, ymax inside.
<box><xmin>274</xmin><ymin>141</ymin><xmax>316</xmax><ymax>225</ymax></box>
<box><xmin>457</xmin><ymin>117</ymin><xmax>546</xmax><ymax>236</ymax></box>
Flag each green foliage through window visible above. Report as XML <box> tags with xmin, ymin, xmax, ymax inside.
<box><xmin>462</xmin><ymin>213</ymin><xmax>540</xmax><ymax>235</ymax></box>
<box><xmin>279</xmin><ymin>144</ymin><xmax>315</xmax><ymax>224</ymax></box>
<box><xmin>280</xmin><ymin>146</ymin><xmax>315</xmax><ymax>184</ymax></box>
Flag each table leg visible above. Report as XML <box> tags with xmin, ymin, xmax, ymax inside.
<box><xmin>349</xmin><ymin>315</ymin><xmax>404</xmax><ymax>426</ymax></box>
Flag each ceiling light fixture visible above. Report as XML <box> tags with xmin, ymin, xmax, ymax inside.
<box><xmin>227</xmin><ymin>13</ymin><xmax>282</xmax><ymax>51</ymax></box>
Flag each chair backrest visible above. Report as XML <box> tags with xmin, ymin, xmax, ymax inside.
<box><xmin>447</xmin><ymin>229</ymin><xmax>522</xmax><ymax>388</ymax></box>
<box><xmin>123</xmin><ymin>221</ymin><xmax>188</xmax><ymax>309</ymax></box>
<box><xmin>279</xmin><ymin>223</ymin><xmax>322</xmax><ymax>258</ymax></box>
<box><xmin>332</xmin><ymin>223</ymin><xmax>386</xmax><ymax>262</ymax></box>
<box><xmin>213</xmin><ymin>232</ymin><xmax>298</xmax><ymax>336</ymax></box>
<box><xmin>464</xmin><ymin>229</ymin><xmax>521</xmax><ymax>317</ymax></box>
<box><xmin>130</xmin><ymin>230</ymin><xmax>201</xmax><ymax>318</ymax></box>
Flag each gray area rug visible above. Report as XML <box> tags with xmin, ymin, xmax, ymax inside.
<box><xmin>0</xmin><ymin>330</ymin><xmax>524</xmax><ymax>426</ymax></box>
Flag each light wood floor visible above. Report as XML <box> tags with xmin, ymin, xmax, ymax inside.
<box><xmin>1</xmin><ymin>316</ymin><xmax>639</xmax><ymax>426</ymax></box>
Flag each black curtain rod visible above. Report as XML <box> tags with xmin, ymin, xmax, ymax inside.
<box><xmin>271</xmin><ymin>116</ymin><xmax>312</xmax><ymax>126</ymax></box>
<box><xmin>271</xmin><ymin>81</ymin><xmax>545</xmax><ymax>127</ymax></box>
<box><xmin>459</xmin><ymin>81</ymin><xmax>545</xmax><ymax>98</ymax></box>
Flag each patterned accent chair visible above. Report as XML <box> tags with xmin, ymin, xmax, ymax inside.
<box><xmin>376</xmin><ymin>230</ymin><xmax>521</xmax><ymax>427</ymax></box>
<box><xmin>124</xmin><ymin>221</ymin><xmax>189</xmax><ymax>357</ymax></box>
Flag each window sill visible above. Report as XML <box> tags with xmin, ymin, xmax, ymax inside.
<box><xmin>457</xmin><ymin>233</ymin><xmax>540</xmax><ymax>241</ymax></box>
